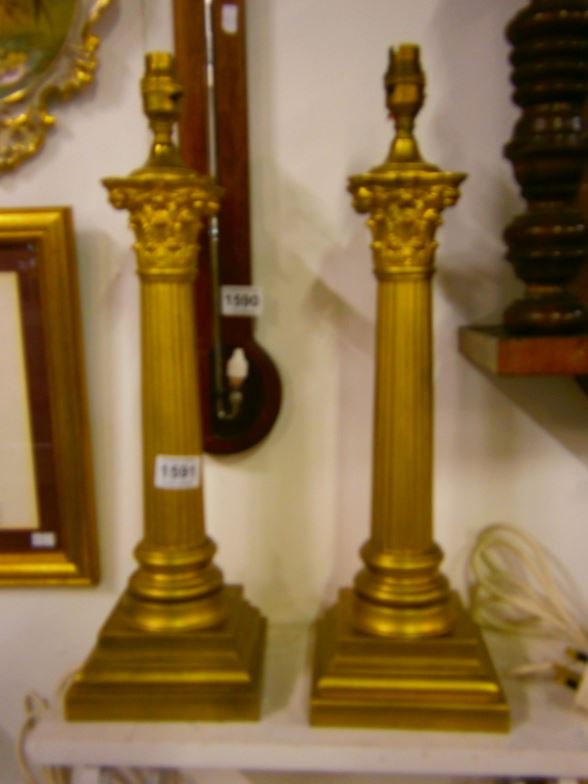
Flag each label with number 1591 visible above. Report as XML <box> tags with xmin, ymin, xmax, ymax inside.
<box><xmin>154</xmin><ymin>455</ymin><xmax>201</xmax><ymax>490</ymax></box>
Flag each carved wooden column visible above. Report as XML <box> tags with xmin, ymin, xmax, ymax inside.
<box><xmin>503</xmin><ymin>0</ymin><xmax>588</xmax><ymax>334</ymax></box>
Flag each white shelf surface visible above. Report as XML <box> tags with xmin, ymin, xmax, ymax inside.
<box><xmin>27</xmin><ymin>624</ymin><xmax>588</xmax><ymax>777</ymax></box>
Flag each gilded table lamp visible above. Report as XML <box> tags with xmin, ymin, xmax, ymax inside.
<box><xmin>65</xmin><ymin>53</ymin><xmax>266</xmax><ymax>721</ymax></box>
<box><xmin>310</xmin><ymin>45</ymin><xmax>509</xmax><ymax>732</ymax></box>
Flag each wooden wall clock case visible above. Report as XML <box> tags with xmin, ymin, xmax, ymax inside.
<box><xmin>173</xmin><ymin>0</ymin><xmax>282</xmax><ymax>454</ymax></box>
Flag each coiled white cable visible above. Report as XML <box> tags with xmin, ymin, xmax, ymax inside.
<box><xmin>17</xmin><ymin>693</ymin><xmax>61</xmax><ymax>784</ymax></box>
<box><xmin>17</xmin><ymin>677</ymin><xmax>154</xmax><ymax>784</ymax></box>
<box><xmin>467</xmin><ymin>523</ymin><xmax>588</xmax><ymax>675</ymax></box>
<box><xmin>15</xmin><ymin>522</ymin><xmax>587</xmax><ymax>777</ymax></box>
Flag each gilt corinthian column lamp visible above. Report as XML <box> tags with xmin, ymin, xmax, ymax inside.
<box><xmin>65</xmin><ymin>53</ymin><xmax>266</xmax><ymax>721</ymax></box>
<box><xmin>311</xmin><ymin>45</ymin><xmax>510</xmax><ymax>731</ymax></box>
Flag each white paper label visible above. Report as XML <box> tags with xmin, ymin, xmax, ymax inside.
<box><xmin>31</xmin><ymin>531</ymin><xmax>56</xmax><ymax>549</ymax></box>
<box><xmin>221</xmin><ymin>285</ymin><xmax>263</xmax><ymax>317</ymax></box>
<box><xmin>154</xmin><ymin>455</ymin><xmax>201</xmax><ymax>490</ymax></box>
<box><xmin>221</xmin><ymin>4</ymin><xmax>239</xmax><ymax>34</ymax></box>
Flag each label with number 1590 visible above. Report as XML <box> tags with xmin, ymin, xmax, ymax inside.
<box><xmin>221</xmin><ymin>285</ymin><xmax>263</xmax><ymax>317</ymax></box>
<box><xmin>154</xmin><ymin>455</ymin><xmax>201</xmax><ymax>490</ymax></box>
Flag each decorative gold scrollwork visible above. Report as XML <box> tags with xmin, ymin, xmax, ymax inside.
<box><xmin>351</xmin><ymin>178</ymin><xmax>461</xmax><ymax>279</ymax></box>
<box><xmin>104</xmin><ymin>180</ymin><xmax>220</xmax><ymax>280</ymax></box>
<box><xmin>0</xmin><ymin>0</ymin><xmax>114</xmax><ymax>173</ymax></box>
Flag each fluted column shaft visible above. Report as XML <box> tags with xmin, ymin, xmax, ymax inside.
<box><xmin>349</xmin><ymin>177</ymin><xmax>463</xmax><ymax>638</ymax></box>
<box><xmin>130</xmin><ymin>264</ymin><xmax>223</xmax><ymax>612</ymax></box>
<box><xmin>371</xmin><ymin>273</ymin><xmax>433</xmax><ymax>552</ymax></box>
<box><xmin>141</xmin><ymin>279</ymin><xmax>204</xmax><ymax>548</ymax></box>
<box><xmin>103</xmin><ymin>175</ymin><xmax>225</xmax><ymax>632</ymax></box>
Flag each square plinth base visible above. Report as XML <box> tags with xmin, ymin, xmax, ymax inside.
<box><xmin>310</xmin><ymin>589</ymin><xmax>509</xmax><ymax>732</ymax></box>
<box><xmin>65</xmin><ymin>586</ymin><xmax>266</xmax><ymax>722</ymax></box>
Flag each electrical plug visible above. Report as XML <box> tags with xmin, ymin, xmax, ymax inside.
<box><xmin>555</xmin><ymin>649</ymin><xmax>588</xmax><ymax>713</ymax></box>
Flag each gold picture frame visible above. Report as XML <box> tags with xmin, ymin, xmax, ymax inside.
<box><xmin>0</xmin><ymin>0</ymin><xmax>114</xmax><ymax>172</ymax></box>
<box><xmin>0</xmin><ymin>207</ymin><xmax>98</xmax><ymax>585</ymax></box>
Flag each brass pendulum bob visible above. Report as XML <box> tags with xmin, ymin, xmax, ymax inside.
<box><xmin>310</xmin><ymin>45</ymin><xmax>510</xmax><ymax>732</ymax></box>
<box><xmin>65</xmin><ymin>53</ymin><xmax>266</xmax><ymax>721</ymax></box>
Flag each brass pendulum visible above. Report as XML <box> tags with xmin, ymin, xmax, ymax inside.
<box><xmin>65</xmin><ymin>53</ymin><xmax>266</xmax><ymax>721</ymax></box>
<box><xmin>310</xmin><ymin>45</ymin><xmax>510</xmax><ymax>732</ymax></box>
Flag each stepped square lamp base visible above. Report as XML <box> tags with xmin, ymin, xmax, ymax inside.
<box><xmin>66</xmin><ymin>586</ymin><xmax>266</xmax><ymax>722</ymax></box>
<box><xmin>311</xmin><ymin>589</ymin><xmax>509</xmax><ymax>732</ymax></box>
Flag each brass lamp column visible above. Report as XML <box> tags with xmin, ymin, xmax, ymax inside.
<box><xmin>311</xmin><ymin>45</ymin><xmax>509</xmax><ymax>732</ymax></box>
<box><xmin>65</xmin><ymin>53</ymin><xmax>265</xmax><ymax>721</ymax></box>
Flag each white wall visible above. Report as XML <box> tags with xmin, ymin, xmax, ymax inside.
<box><xmin>1</xmin><ymin>0</ymin><xmax>587</xmax><ymax>780</ymax></box>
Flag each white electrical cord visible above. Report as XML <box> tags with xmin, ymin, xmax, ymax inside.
<box><xmin>467</xmin><ymin>523</ymin><xmax>588</xmax><ymax>677</ymax></box>
<box><xmin>15</xmin><ymin>521</ymin><xmax>588</xmax><ymax>777</ymax></box>
<box><xmin>17</xmin><ymin>693</ymin><xmax>62</xmax><ymax>784</ymax></box>
<box><xmin>17</xmin><ymin>677</ymin><xmax>157</xmax><ymax>784</ymax></box>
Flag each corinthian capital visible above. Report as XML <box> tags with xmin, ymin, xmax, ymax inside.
<box><xmin>350</xmin><ymin>175</ymin><xmax>462</xmax><ymax>280</ymax></box>
<box><xmin>104</xmin><ymin>178</ymin><xmax>220</xmax><ymax>280</ymax></box>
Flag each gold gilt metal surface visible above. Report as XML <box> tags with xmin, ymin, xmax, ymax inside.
<box><xmin>65</xmin><ymin>53</ymin><xmax>265</xmax><ymax>721</ymax></box>
<box><xmin>0</xmin><ymin>0</ymin><xmax>113</xmax><ymax>172</ymax></box>
<box><xmin>311</xmin><ymin>45</ymin><xmax>509</xmax><ymax>731</ymax></box>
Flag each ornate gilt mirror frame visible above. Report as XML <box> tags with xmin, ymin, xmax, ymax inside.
<box><xmin>0</xmin><ymin>0</ymin><xmax>114</xmax><ymax>173</ymax></box>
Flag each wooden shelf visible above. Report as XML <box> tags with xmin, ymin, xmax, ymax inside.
<box><xmin>26</xmin><ymin>624</ymin><xmax>588</xmax><ymax>779</ymax></box>
<box><xmin>459</xmin><ymin>325</ymin><xmax>588</xmax><ymax>377</ymax></box>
